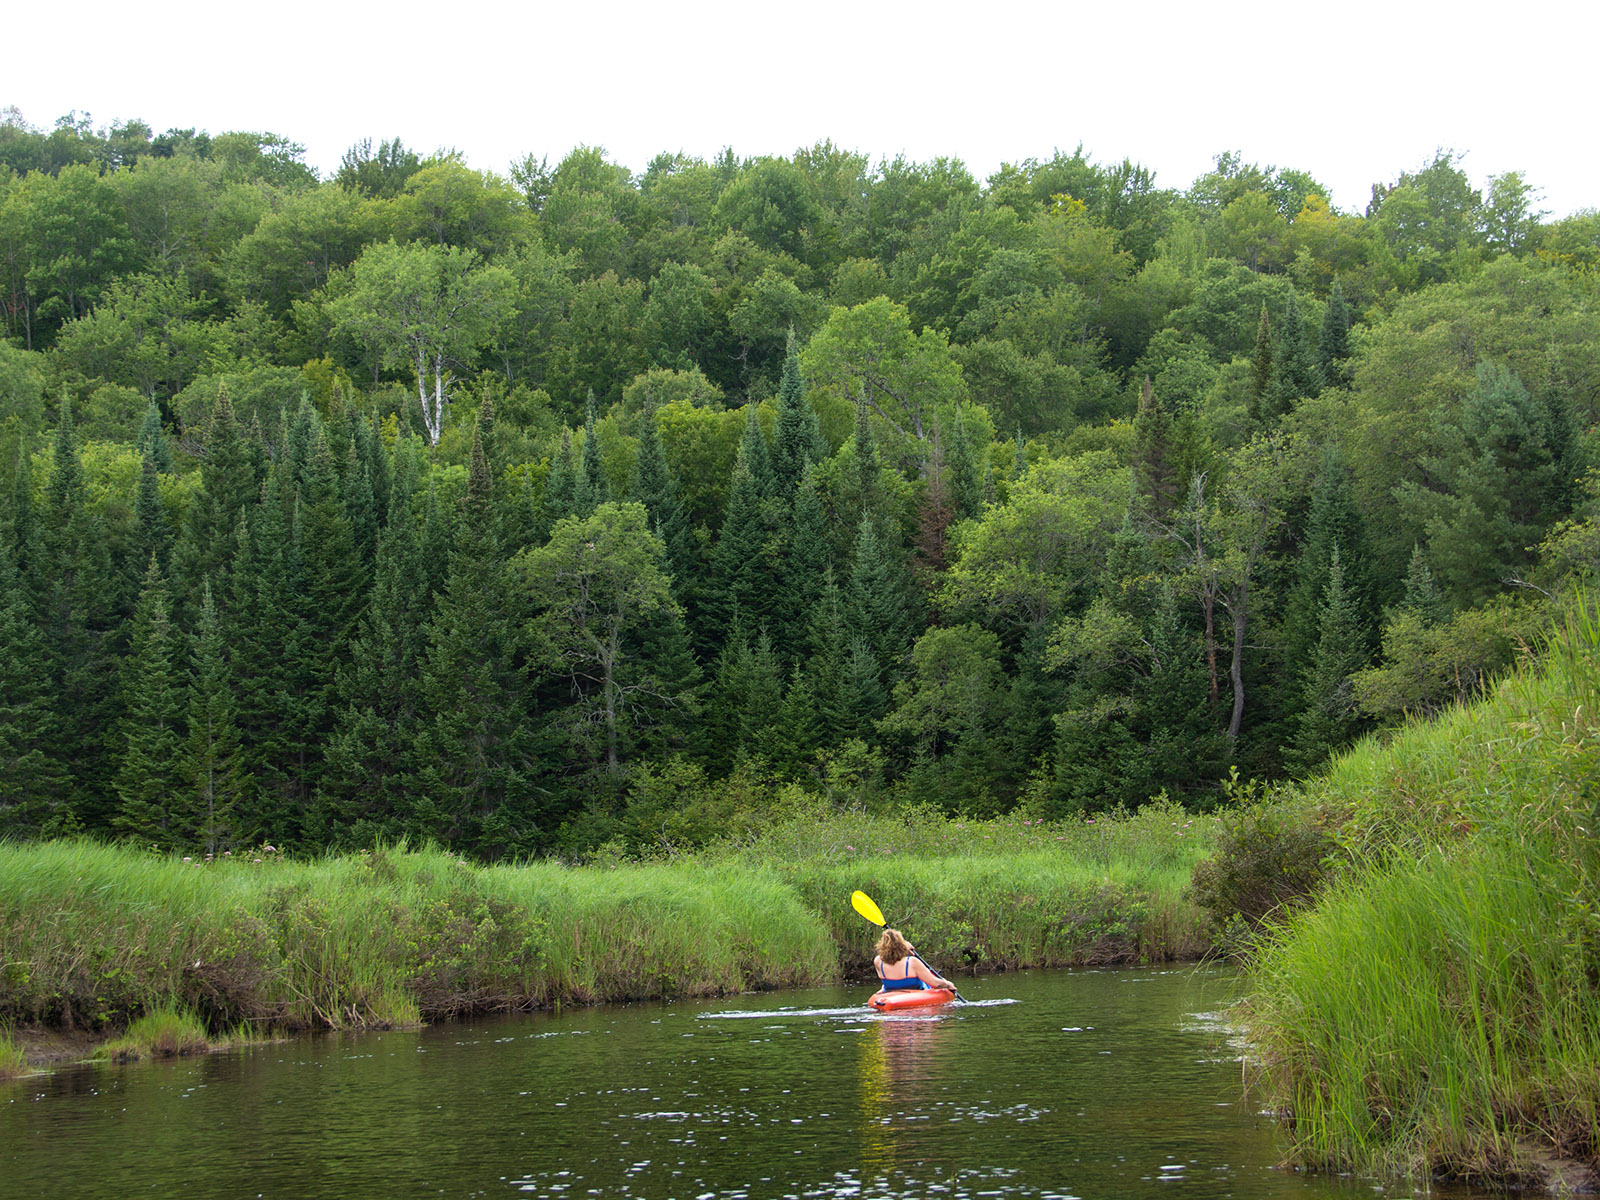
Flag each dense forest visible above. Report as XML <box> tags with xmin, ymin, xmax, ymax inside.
<box><xmin>2</xmin><ymin>107</ymin><xmax>1597</xmax><ymax>859</ymax></box>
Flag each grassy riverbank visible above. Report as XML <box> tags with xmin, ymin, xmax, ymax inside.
<box><xmin>1237</xmin><ymin>596</ymin><xmax>1600</xmax><ymax>1192</ymax></box>
<box><xmin>0</xmin><ymin>801</ymin><xmax>1212</xmax><ymax>1064</ymax></box>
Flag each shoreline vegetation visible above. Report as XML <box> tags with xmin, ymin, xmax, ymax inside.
<box><xmin>0</xmin><ymin>800</ymin><xmax>1213</xmax><ymax>1077</ymax></box>
<box><xmin>1224</xmin><ymin>592</ymin><xmax>1600</xmax><ymax>1195</ymax></box>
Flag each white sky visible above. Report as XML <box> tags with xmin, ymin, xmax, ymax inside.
<box><xmin>9</xmin><ymin>0</ymin><xmax>1596</xmax><ymax>218</ymax></box>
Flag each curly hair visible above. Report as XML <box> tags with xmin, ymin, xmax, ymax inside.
<box><xmin>876</xmin><ymin>927</ymin><xmax>912</xmax><ymax>965</ymax></box>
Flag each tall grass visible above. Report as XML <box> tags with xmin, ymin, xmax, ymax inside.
<box><xmin>0</xmin><ymin>801</ymin><xmax>1214</xmax><ymax>1046</ymax></box>
<box><xmin>0</xmin><ymin>842</ymin><xmax>839</xmax><ymax>1035</ymax></box>
<box><xmin>0</xmin><ymin>1028</ymin><xmax>26</xmax><ymax>1080</ymax></box>
<box><xmin>1241</xmin><ymin>591</ymin><xmax>1600</xmax><ymax>1188</ymax></box>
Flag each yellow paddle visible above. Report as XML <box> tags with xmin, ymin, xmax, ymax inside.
<box><xmin>849</xmin><ymin>889</ymin><xmax>964</xmax><ymax>1001</ymax></box>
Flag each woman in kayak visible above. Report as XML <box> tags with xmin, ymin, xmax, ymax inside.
<box><xmin>869</xmin><ymin>927</ymin><xmax>956</xmax><ymax>1003</ymax></box>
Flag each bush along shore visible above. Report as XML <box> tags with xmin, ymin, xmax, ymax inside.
<box><xmin>0</xmin><ymin>802</ymin><xmax>1214</xmax><ymax>1069</ymax></box>
<box><xmin>1221</xmin><ymin>593</ymin><xmax>1600</xmax><ymax>1194</ymax></box>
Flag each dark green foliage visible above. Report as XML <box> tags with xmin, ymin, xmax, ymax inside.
<box><xmin>1248</xmin><ymin>305</ymin><xmax>1274</xmax><ymax>423</ymax></box>
<box><xmin>113</xmin><ymin>559</ymin><xmax>186</xmax><ymax>844</ymax></box>
<box><xmin>1288</xmin><ymin>547</ymin><xmax>1371</xmax><ymax>774</ymax></box>
<box><xmin>771</xmin><ymin>330</ymin><xmax>824</xmax><ymax>494</ymax></box>
<box><xmin>182</xmin><ymin>581</ymin><xmax>248</xmax><ymax>852</ymax></box>
<box><xmin>576</xmin><ymin>389</ymin><xmax>610</xmax><ymax>516</ymax></box>
<box><xmin>135</xmin><ymin>397</ymin><xmax>173</xmax><ymax>473</ymax></box>
<box><xmin>630</xmin><ymin>410</ymin><xmax>695</xmax><ymax>594</ymax></box>
<box><xmin>0</xmin><ymin>118</ymin><xmax>1589</xmax><ymax>856</ymax></box>
<box><xmin>1316</xmin><ymin>280</ymin><xmax>1353</xmax><ymax>389</ymax></box>
<box><xmin>413</xmin><ymin>424</ymin><xmax>536</xmax><ymax>859</ymax></box>
<box><xmin>171</xmin><ymin>386</ymin><xmax>258</xmax><ymax>611</ymax></box>
<box><xmin>847</xmin><ymin>516</ymin><xmax>914</xmax><ymax>676</ymax></box>
<box><xmin>0</xmin><ymin>541</ymin><xmax>66</xmax><ymax>833</ymax></box>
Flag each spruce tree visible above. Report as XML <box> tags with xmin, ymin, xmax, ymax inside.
<box><xmin>133</xmin><ymin>451</ymin><xmax>173</xmax><ymax>577</ymax></box>
<box><xmin>322</xmin><ymin>451</ymin><xmax>429</xmax><ymax>843</ymax></box>
<box><xmin>631</xmin><ymin>410</ymin><xmax>695</xmax><ymax>594</ymax></box>
<box><xmin>737</xmin><ymin>402</ymin><xmax>776</xmax><ymax>500</ymax></box>
<box><xmin>779</xmin><ymin>462</ymin><xmax>830</xmax><ymax>655</ymax></box>
<box><xmin>707</xmin><ymin>452</ymin><xmax>777</xmax><ymax>650</ymax></box>
<box><xmin>1289</xmin><ymin>548</ymin><xmax>1370</xmax><ymax>775</ymax></box>
<box><xmin>136</xmin><ymin>396</ymin><xmax>173</xmax><ymax>474</ymax></box>
<box><xmin>113</xmin><ymin>557</ymin><xmax>186</xmax><ymax>845</ymax></box>
<box><xmin>1272</xmin><ymin>291</ymin><xmax>1323</xmax><ymax>409</ymax></box>
<box><xmin>577</xmin><ymin>390</ymin><xmax>610</xmax><ymax>516</ymax></box>
<box><xmin>840</xmin><ymin>635</ymin><xmax>889</xmax><ymax>740</ymax></box>
<box><xmin>414</xmin><ymin>422</ymin><xmax>533</xmax><ymax>858</ymax></box>
<box><xmin>847</xmin><ymin>515</ymin><xmax>913</xmax><ymax>677</ymax></box>
<box><xmin>171</xmin><ymin>385</ymin><xmax>258</xmax><ymax>612</ymax></box>
<box><xmin>0</xmin><ymin>540</ymin><xmax>66</xmax><ymax>835</ymax></box>
<box><xmin>1281</xmin><ymin>447</ymin><xmax>1373</xmax><ymax>677</ymax></box>
<box><xmin>852</xmin><ymin>399</ymin><xmax>883</xmax><ymax>524</ymax></box>
<box><xmin>1400</xmin><ymin>543</ymin><xmax>1447</xmax><ymax>625</ymax></box>
<box><xmin>802</xmin><ymin>567</ymin><xmax>850</xmax><ymax>744</ymax></box>
<box><xmin>183</xmin><ymin>580</ymin><xmax>248</xmax><ymax>852</ymax></box>
<box><xmin>1132</xmin><ymin>376</ymin><xmax>1180</xmax><ymax>522</ymax></box>
<box><xmin>1248</xmin><ymin>305</ymin><xmax>1274</xmax><ymax>424</ymax></box>
<box><xmin>948</xmin><ymin>406</ymin><xmax>983</xmax><ymax>522</ymax></box>
<box><xmin>42</xmin><ymin>395</ymin><xmax>121</xmax><ymax>829</ymax></box>
<box><xmin>1317</xmin><ymin>279</ymin><xmax>1353</xmax><ymax>389</ymax></box>
<box><xmin>771</xmin><ymin>330</ymin><xmax>823</xmax><ymax>494</ymax></box>
<box><xmin>543</xmin><ymin>429</ymin><xmax>578</xmax><ymax>530</ymax></box>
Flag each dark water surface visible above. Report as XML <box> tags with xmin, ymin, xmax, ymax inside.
<box><xmin>2</xmin><ymin>965</ymin><xmax>1434</xmax><ymax>1199</ymax></box>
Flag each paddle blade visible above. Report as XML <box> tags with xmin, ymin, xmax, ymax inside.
<box><xmin>851</xmin><ymin>890</ymin><xmax>886</xmax><ymax>927</ymax></box>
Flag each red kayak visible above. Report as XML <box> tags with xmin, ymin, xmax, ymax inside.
<box><xmin>869</xmin><ymin>987</ymin><xmax>958</xmax><ymax>1012</ymax></box>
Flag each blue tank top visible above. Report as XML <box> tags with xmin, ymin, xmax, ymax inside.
<box><xmin>877</xmin><ymin>958</ymin><xmax>926</xmax><ymax>991</ymax></box>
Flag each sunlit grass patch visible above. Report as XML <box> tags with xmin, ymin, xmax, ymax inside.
<box><xmin>0</xmin><ymin>1028</ymin><xmax>27</xmax><ymax>1081</ymax></box>
<box><xmin>94</xmin><ymin>1006</ymin><xmax>212</xmax><ymax>1062</ymax></box>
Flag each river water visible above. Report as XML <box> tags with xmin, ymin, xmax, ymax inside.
<box><xmin>1</xmin><ymin>965</ymin><xmax>1440</xmax><ymax>1199</ymax></box>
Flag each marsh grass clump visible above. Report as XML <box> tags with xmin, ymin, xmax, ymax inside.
<box><xmin>95</xmin><ymin>1007</ymin><xmax>212</xmax><ymax>1061</ymax></box>
<box><xmin>0</xmin><ymin>1028</ymin><xmax>27</xmax><ymax>1080</ymax></box>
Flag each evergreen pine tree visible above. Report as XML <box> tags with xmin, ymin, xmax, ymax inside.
<box><xmin>183</xmin><ymin>580</ymin><xmax>248</xmax><ymax>852</ymax></box>
<box><xmin>802</xmin><ymin>568</ymin><xmax>850</xmax><ymax>744</ymax></box>
<box><xmin>133</xmin><ymin>451</ymin><xmax>173</xmax><ymax>577</ymax></box>
<box><xmin>1281</xmin><ymin>447</ymin><xmax>1373</xmax><ymax>676</ymax></box>
<box><xmin>1132</xmin><ymin>376</ymin><xmax>1180</xmax><ymax>522</ymax></box>
<box><xmin>1317</xmin><ymin>279</ymin><xmax>1353</xmax><ymax>390</ymax></box>
<box><xmin>779</xmin><ymin>462</ymin><xmax>830</xmax><ymax>655</ymax></box>
<box><xmin>1012</xmin><ymin>429</ymin><xmax>1028</xmax><ymax>478</ymax></box>
<box><xmin>1289</xmin><ymin>547</ymin><xmax>1370</xmax><ymax>774</ymax></box>
<box><xmin>852</xmin><ymin>399</ymin><xmax>883</xmax><ymax>523</ymax></box>
<box><xmin>414</xmin><ymin>422</ymin><xmax>533</xmax><ymax>859</ymax></box>
<box><xmin>840</xmin><ymin>635</ymin><xmax>889</xmax><ymax>740</ymax></box>
<box><xmin>631</xmin><ymin>409</ymin><xmax>695</xmax><ymax>593</ymax></box>
<box><xmin>707</xmin><ymin>452</ymin><xmax>777</xmax><ymax>649</ymax></box>
<box><xmin>113</xmin><ymin>557</ymin><xmax>187</xmax><ymax>844</ymax></box>
<box><xmin>771</xmin><ymin>665</ymin><xmax>824</xmax><ymax>778</ymax></box>
<box><xmin>847</xmin><ymin>515</ymin><xmax>913</xmax><ymax>677</ymax></box>
<box><xmin>6</xmin><ymin>441</ymin><xmax>43</xmax><ymax>612</ymax></box>
<box><xmin>948</xmin><ymin>406</ymin><xmax>983</xmax><ymax>522</ymax></box>
<box><xmin>322</xmin><ymin>452</ymin><xmax>430</xmax><ymax>843</ymax></box>
<box><xmin>738</xmin><ymin>402</ymin><xmax>776</xmax><ymax>500</ymax></box>
<box><xmin>544</xmin><ymin>428</ymin><xmax>578</xmax><ymax>529</ymax></box>
<box><xmin>136</xmin><ymin>396</ymin><xmax>173</xmax><ymax>474</ymax></box>
<box><xmin>1272</xmin><ymin>291</ymin><xmax>1323</xmax><ymax>409</ymax></box>
<box><xmin>1399</xmin><ymin>544</ymin><xmax>1447</xmax><ymax>625</ymax></box>
<box><xmin>771</xmin><ymin>330</ymin><xmax>823</xmax><ymax>493</ymax></box>
<box><xmin>577</xmin><ymin>390</ymin><xmax>610</xmax><ymax>516</ymax></box>
<box><xmin>171</xmin><ymin>385</ymin><xmax>258</xmax><ymax>612</ymax></box>
<box><xmin>0</xmin><ymin>540</ymin><xmax>66</xmax><ymax>834</ymax></box>
<box><xmin>42</xmin><ymin>394</ymin><xmax>121</xmax><ymax>830</ymax></box>
<box><xmin>1248</xmin><ymin>305</ymin><xmax>1275</xmax><ymax>423</ymax></box>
